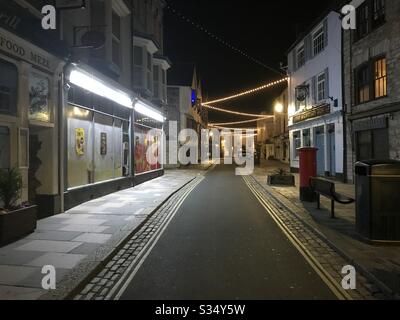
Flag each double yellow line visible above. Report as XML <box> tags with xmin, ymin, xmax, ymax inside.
<box><xmin>243</xmin><ymin>176</ymin><xmax>353</xmax><ymax>301</ymax></box>
<box><xmin>109</xmin><ymin>176</ymin><xmax>205</xmax><ymax>300</ymax></box>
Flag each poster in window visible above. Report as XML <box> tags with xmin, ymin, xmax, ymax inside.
<box><xmin>29</xmin><ymin>73</ymin><xmax>50</xmax><ymax>122</ymax></box>
<box><xmin>134</xmin><ymin>125</ymin><xmax>162</xmax><ymax>174</ymax></box>
<box><xmin>100</xmin><ymin>132</ymin><xmax>107</xmax><ymax>156</ymax></box>
<box><xmin>76</xmin><ymin>128</ymin><xmax>85</xmax><ymax>156</ymax></box>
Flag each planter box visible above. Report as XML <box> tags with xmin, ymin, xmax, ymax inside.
<box><xmin>267</xmin><ymin>175</ymin><xmax>295</xmax><ymax>186</ymax></box>
<box><xmin>0</xmin><ymin>205</ymin><xmax>37</xmax><ymax>247</ymax></box>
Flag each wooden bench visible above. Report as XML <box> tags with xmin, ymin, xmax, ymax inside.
<box><xmin>309</xmin><ymin>177</ymin><xmax>355</xmax><ymax>218</ymax></box>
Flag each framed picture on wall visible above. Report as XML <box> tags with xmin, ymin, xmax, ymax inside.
<box><xmin>100</xmin><ymin>132</ymin><xmax>107</xmax><ymax>156</ymax></box>
<box><xmin>29</xmin><ymin>73</ymin><xmax>50</xmax><ymax>123</ymax></box>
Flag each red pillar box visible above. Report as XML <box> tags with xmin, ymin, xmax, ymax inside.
<box><xmin>298</xmin><ymin>147</ymin><xmax>318</xmax><ymax>202</ymax></box>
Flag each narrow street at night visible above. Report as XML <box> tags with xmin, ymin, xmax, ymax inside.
<box><xmin>118</xmin><ymin>165</ymin><xmax>337</xmax><ymax>300</ymax></box>
<box><xmin>1</xmin><ymin>0</ymin><xmax>400</xmax><ymax>313</ymax></box>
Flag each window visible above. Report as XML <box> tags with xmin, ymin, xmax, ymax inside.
<box><xmin>357</xmin><ymin>128</ymin><xmax>389</xmax><ymax>161</ymax></box>
<box><xmin>372</xmin><ymin>0</ymin><xmax>385</xmax><ymax>29</ymax></box>
<box><xmin>303</xmin><ymin>129</ymin><xmax>311</xmax><ymax>147</ymax></box>
<box><xmin>133</xmin><ymin>46</ymin><xmax>143</xmax><ymax>66</ymax></box>
<box><xmin>297</xmin><ymin>45</ymin><xmax>305</xmax><ymax>69</ymax></box>
<box><xmin>317</xmin><ymin>73</ymin><xmax>326</xmax><ymax>102</ymax></box>
<box><xmin>293</xmin><ymin>131</ymin><xmax>301</xmax><ymax>158</ymax></box>
<box><xmin>356</xmin><ymin>2</ymin><xmax>369</xmax><ymax>40</ymax></box>
<box><xmin>133</xmin><ymin>46</ymin><xmax>143</xmax><ymax>87</ymax></box>
<box><xmin>355</xmin><ymin>0</ymin><xmax>386</xmax><ymax>41</ymax></box>
<box><xmin>162</xmin><ymin>69</ymin><xmax>167</xmax><ymax>101</ymax></box>
<box><xmin>153</xmin><ymin>65</ymin><xmax>160</xmax><ymax>98</ymax></box>
<box><xmin>0</xmin><ymin>60</ymin><xmax>18</xmax><ymax>116</ymax></box>
<box><xmin>147</xmin><ymin>52</ymin><xmax>152</xmax><ymax>91</ymax></box>
<box><xmin>355</xmin><ymin>57</ymin><xmax>387</xmax><ymax>105</ymax></box>
<box><xmin>374</xmin><ymin>57</ymin><xmax>387</xmax><ymax>98</ymax></box>
<box><xmin>313</xmin><ymin>27</ymin><xmax>325</xmax><ymax>56</ymax></box>
<box><xmin>0</xmin><ymin>126</ymin><xmax>10</xmax><ymax>169</ymax></box>
<box><xmin>356</xmin><ymin>64</ymin><xmax>371</xmax><ymax>104</ymax></box>
<box><xmin>112</xmin><ymin>12</ymin><xmax>121</xmax><ymax>67</ymax></box>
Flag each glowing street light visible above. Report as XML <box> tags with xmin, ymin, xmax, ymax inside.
<box><xmin>274</xmin><ymin>102</ymin><xmax>284</xmax><ymax>114</ymax></box>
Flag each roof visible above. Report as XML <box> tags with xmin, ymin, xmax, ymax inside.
<box><xmin>286</xmin><ymin>0</ymin><xmax>347</xmax><ymax>54</ymax></box>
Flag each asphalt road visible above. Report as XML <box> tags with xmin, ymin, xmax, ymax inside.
<box><xmin>120</xmin><ymin>165</ymin><xmax>337</xmax><ymax>300</ymax></box>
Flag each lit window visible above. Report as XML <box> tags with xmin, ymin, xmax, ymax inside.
<box><xmin>374</xmin><ymin>57</ymin><xmax>387</xmax><ymax>98</ymax></box>
<box><xmin>313</xmin><ymin>27</ymin><xmax>325</xmax><ymax>56</ymax></box>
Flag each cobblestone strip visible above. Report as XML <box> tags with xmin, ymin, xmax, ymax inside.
<box><xmin>243</xmin><ymin>175</ymin><xmax>388</xmax><ymax>300</ymax></box>
<box><xmin>73</xmin><ymin>177</ymin><xmax>204</xmax><ymax>301</ymax></box>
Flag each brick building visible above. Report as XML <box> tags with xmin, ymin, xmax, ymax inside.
<box><xmin>343</xmin><ymin>0</ymin><xmax>400</xmax><ymax>182</ymax></box>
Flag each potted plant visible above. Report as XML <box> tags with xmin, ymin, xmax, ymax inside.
<box><xmin>267</xmin><ymin>168</ymin><xmax>295</xmax><ymax>186</ymax></box>
<box><xmin>0</xmin><ymin>168</ymin><xmax>37</xmax><ymax>246</ymax></box>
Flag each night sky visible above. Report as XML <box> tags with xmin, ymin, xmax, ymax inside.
<box><xmin>164</xmin><ymin>0</ymin><xmax>339</xmax><ymax>124</ymax></box>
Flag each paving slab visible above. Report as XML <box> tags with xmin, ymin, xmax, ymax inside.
<box><xmin>0</xmin><ymin>167</ymin><xmax>209</xmax><ymax>300</ymax></box>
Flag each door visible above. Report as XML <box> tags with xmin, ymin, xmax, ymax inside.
<box><xmin>328</xmin><ymin>127</ymin><xmax>336</xmax><ymax>176</ymax></box>
<box><xmin>315</xmin><ymin>127</ymin><xmax>325</xmax><ymax>176</ymax></box>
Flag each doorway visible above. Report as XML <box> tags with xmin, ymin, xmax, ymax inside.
<box><xmin>328</xmin><ymin>125</ymin><xmax>336</xmax><ymax>177</ymax></box>
<box><xmin>314</xmin><ymin>126</ymin><xmax>325</xmax><ymax>176</ymax></box>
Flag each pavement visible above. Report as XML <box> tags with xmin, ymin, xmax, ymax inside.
<box><xmin>252</xmin><ymin>160</ymin><xmax>400</xmax><ymax>297</ymax></box>
<box><xmin>0</xmin><ymin>165</ymin><xmax>211</xmax><ymax>300</ymax></box>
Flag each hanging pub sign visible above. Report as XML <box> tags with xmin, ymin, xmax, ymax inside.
<box><xmin>100</xmin><ymin>132</ymin><xmax>107</xmax><ymax>156</ymax></box>
<box><xmin>55</xmin><ymin>0</ymin><xmax>86</xmax><ymax>10</ymax></box>
<box><xmin>29</xmin><ymin>73</ymin><xmax>50</xmax><ymax>122</ymax></box>
<box><xmin>76</xmin><ymin>128</ymin><xmax>85</xmax><ymax>156</ymax></box>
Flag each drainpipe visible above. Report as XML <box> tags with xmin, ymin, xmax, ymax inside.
<box><xmin>342</xmin><ymin>25</ymin><xmax>347</xmax><ymax>184</ymax></box>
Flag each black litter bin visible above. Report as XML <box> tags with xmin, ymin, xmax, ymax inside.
<box><xmin>355</xmin><ymin>160</ymin><xmax>400</xmax><ymax>242</ymax></box>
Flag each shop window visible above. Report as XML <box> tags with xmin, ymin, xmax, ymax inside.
<box><xmin>0</xmin><ymin>60</ymin><xmax>18</xmax><ymax>116</ymax></box>
<box><xmin>94</xmin><ymin>114</ymin><xmax>115</xmax><ymax>183</ymax></box>
<box><xmin>29</xmin><ymin>73</ymin><xmax>50</xmax><ymax>122</ymax></box>
<box><xmin>134</xmin><ymin>124</ymin><xmax>163</xmax><ymax>174</ymax></box>
<box><xmin>356</xmin><ymin>128</ymin><xmax>389</xmax><ymax>161</ymax></box>
<box><xmin>0</xmin><ymin>126</ymin><xmax>10</xmax><ymax>169</ymax></box>
<box><xmin>67</xmin><ymin>105</ymin><xmax>94</xmax><ymax>189</ymax></box>
<box><xmin>374</xmin><ymin>57</ymin><xmax>387</xmax><ymax>99</ymax></box>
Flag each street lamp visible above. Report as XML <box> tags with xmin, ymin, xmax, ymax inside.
<box><xmin>274</xmin><ymin>102</ymin><xmax>284</xmax><ymax>114</ymax></box>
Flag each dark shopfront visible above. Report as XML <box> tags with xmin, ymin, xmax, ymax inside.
<box><xmin>64</xmin><ymin>84</ymin><xmax>132</xmax><ymax>210</ymax></box>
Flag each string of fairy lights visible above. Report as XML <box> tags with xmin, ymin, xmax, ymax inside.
<box><xmin>166</xmin><ymin>3</ymin><xmax>289</xmax><ymax>131</ymax></box>
<box><xmin>204</xmin><ymin>78</ymin><xmax>289</xmax><ymax>105</ymax></box>
<box><xmin>203</xmin><ymin>78</ymin><xmax>288</xmax><ymax>130</ymax></box>
<box><xmin>165</xmin><ymin>4</ymin><xmax>285</xmax><ymax>76</ymax></box>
